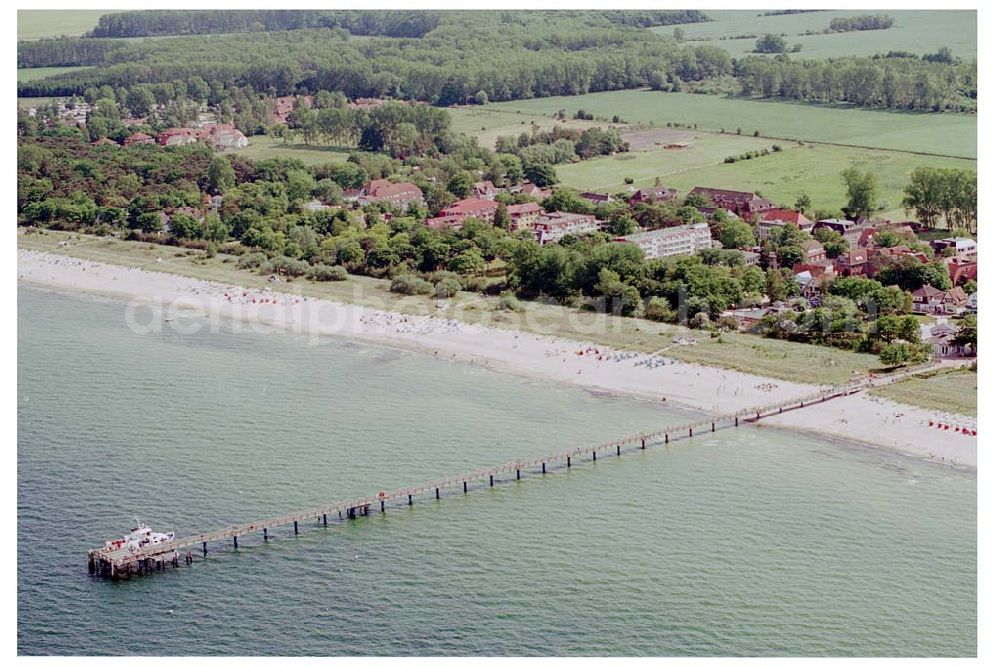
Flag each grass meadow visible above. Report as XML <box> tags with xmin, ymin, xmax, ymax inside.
<box><xmin>224</xmin><ymin>137</ymin><xmax>352</xmax><ymax>166</ymax></box>
<box><xmin>555</xmin><ymin>141</ymin><xmax>976</xmax><ymax>219</ymax></box>
<box><xmin>17</xmin><ymin>10</ymin><xmax>108</xmax><ymax>40</ymax></box>
<box><xmin>449</xmin><ymin>107</ymin><xmax>625</xmax><ymax>150</ymax></box>
<box><xmin>872</xmin><ymin>368</ymin><xmax>977</xmax><ymax>417</ymax></box>
<box><xmin>653</xmin><ymin>10</ymin><xmax>976</xmax><ymax>62</ymax></box>
<box><xmin>488</xmin><ymin>91</ymin><xmax>976</xmax><ymax>158</ymax></box>
<box><xmin>17</xmin><ymin>66</ymin><xmax>94</xmax><ymax>82</ymax></box>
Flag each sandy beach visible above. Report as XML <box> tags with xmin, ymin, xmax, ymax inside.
<box><xmin>18</xmin><ymin>249</ymin><xmax>977</xmax><ymax>470</ymax></box>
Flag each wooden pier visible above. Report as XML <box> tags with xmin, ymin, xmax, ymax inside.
<box><xmin>86</xmin><ymin>380</ymin><xmax>880</xmax><ymax>580</ymax></box>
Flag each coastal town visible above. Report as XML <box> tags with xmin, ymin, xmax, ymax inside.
<box><xmin>16</xmin><ymin>7</ymin><xmax>979</xmax><ymax>660</ymax></box>
<box><xmin>20</xmin><ymin>91</ymin><xmax>978</xmax><ymax>365</ymax></box>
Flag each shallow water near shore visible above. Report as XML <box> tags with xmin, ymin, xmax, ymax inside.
<box><xmin>18</xmin><ymin>286</ymin><xmax>976</xmax><ymax>656</ymax></box>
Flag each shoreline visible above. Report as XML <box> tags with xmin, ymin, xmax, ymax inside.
<box><xmin>18</xmin><ymin>249</ymin><xmax>976</xmax><ymax>470</ymax></box>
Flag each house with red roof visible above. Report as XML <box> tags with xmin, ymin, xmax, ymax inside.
<box><xmin>506</xmin><ymin>202</ymin><xmax>543</xmax><ymax>231</ymax></box>
<box><xmin>436</xmin><ymin>198</ymin><xmax>499</xmax><ymax>221</ymax></box>
<box><xmin>912</xmin><ymin>284</ymin><xmax>968</xmax><ymax>315</ymax></box>
<box><xmin>358</xmin><ymin>180</ymin><xmax>425</xmax><ymax>208</ymax></box>
<box><xmin>835</xmin><ymin>248</ymin><xmax>869</xmax><ymax>277</ymax></box>
<box><xmin>627</xmin><ymin>185</ymin><xmax>678</xmax><ymax>207</ymax></box>
<box><xmin>124</xmin><ymin>132</ymin><xmax>155</xmax><ymax>147</ymax></box>
<box><xmin>944</xmin><ymin>256</ymin><xmax>977</xmax><ymax>286</ymax></box>
<box><xmin>689</xmin><ymin>186</ymin><xmax>775</xmax><ymax>220</ymax></box>
<box><xmin>473</xmin><ymin>180</ymin><xmax>498</xmax><ymax>200</ymax></box>
<box><xmin>509</xmin><ymin>181</ymin><xmax>551</xmax><ymax>199</ymax></box>
<box><xmin>156</xmin><ymin>128</ymin><xmax>198</xmax><ymax>146</ymax></box>
<box><xmin>757</xmin><ymin>208</ymin><xmax>813</xmax><ymax>241</ymax></box>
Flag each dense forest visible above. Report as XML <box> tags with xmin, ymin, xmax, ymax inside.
<box><xmin>84</xmin><ymin>9</ymin><xmax>707</xmax><ymax>39</ymax></box>
<box><xmin>88</xmin><ymin>9</ymin><xmax>445</xmax><ymax>39</ymax></box>
<box><xmin>17</xmin><ymin>11</ymin><xmax>975</xmax><ymax>113</ymax></box>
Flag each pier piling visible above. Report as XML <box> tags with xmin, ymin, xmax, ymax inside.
<box><xmin>294</xmin><ymin>520</ymin><xmax>298</xmax><ymax>535</ymax></box>
<box><xmin>408</xmin><ymin>494</ymin><xmax>413</xmax><ymax>506</ymax></box>
<box><xmin>233</xmin><ymin>536</ymin><xmax>238</xmax><ymax>549</ymax></box>
<box><xmin>263</xmin><ymin>528</ymin><xmax>268</xmax><ymax>542</ymax></box>
<box><xmin>436</xmin><ymin>488</ymin><xmax>440</xmax><ymax>499</ymax></box>
<box><xmin>592</xmin><ymin>451</ymin><xmax>596</xmax><ymax>462</ymax></box>
<box><xmin>542</xmin><ymin>462</ymin><xmax>547</xmax><ymax>474</ymax></box>
<box><xmin>489</xmin><ymin>475</ymin><xmax>494</xmax><ymax>487</ymax></box>
<box><xmin>711</xmin><ymin>422</ymin><xmax>715</xmax><ymax>432</ymax></box>
<box><xmin>463</xmin><ymin>481</ymin><xmax>468</xmax><ymax>493</ymax></box>
<box><xmin>516</xmin><ymin>469</ymin><xmax>521</xmax><ymax>480</ymax></box>
<box><xmin>323</xmin><ymin>514</ymin><xmax>328</xmax><ymax>527</ymax></box>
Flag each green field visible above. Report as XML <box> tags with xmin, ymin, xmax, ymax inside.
<box><xmin>655</xmin><ymin>10</ymin><xmax>977</xmax><ymax>62</ymax></box>
<box><xmin>554</xmin><ymin>132</ymin><xmax>780</xmax><ymax>188</ymax></box>
<box><xmin>449</xmin><ymin>106</ymin><xmax>626</xmax><ymax>149</ymax></box>
<box><xmin>871</xmin><ymin>368</ymin><xmax>977</xmax><ymax>417</ymax></box>
<box><xmin>17</xmin><ymin>10</ymin><xmax>108</xmax><ymax>40</ymax></box>
<box><xmin>16</xmin><ymin>96</ymin><xmax>65</xmax><ymax>109</ymax></box>
<box><xmin>556</xmin><ymin>141</ymin><xmax>975</xmax><ymax>218</ymax></box>
<box><xmin>17</xmin><ymin>66</ymin><xmax>94</xmax><ymax>82</ymax></box>
<box><xmin>488</xmin><ymin>91</ymin><xmax>977</xmax><ymax>159</ymax></box>
<box><xmin>226</xmin><ymin>137</ymin><xmax>352</xmax><ymax>166</ymax></box>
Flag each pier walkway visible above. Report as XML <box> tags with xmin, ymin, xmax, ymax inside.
<box><xmin>86</xmin><ymin>376</ymin><xmax>903</xmax><ymax>579</ymax></box>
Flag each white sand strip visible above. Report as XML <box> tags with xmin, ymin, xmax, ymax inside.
<box><xmin>18</xmin><ymin>249</ymin><xmax>975</xmax><ymax>470</ymax></box>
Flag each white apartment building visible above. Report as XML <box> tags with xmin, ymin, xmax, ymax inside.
<box><xmin>614</xmin><ymin>223</ymin><xmax>712</xmax><ymax>260</ymax></box>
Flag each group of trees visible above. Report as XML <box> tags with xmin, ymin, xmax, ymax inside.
<box><xmin>736</xmin><ymin>54</ymin><xmax>976</xmax><ymax>111</ymax></box>
<box><xmin>902</xmin><ymin>167</ymin><xmax>977</xmax><ymax>233</ymax></box>
<box><xmin>828</xmin><ymin>15</ymin><xmax>895</xmax><ymax>32</ymax></box>
<box><xmin>753</xmin><ymin>34</ymin><xmax>801</xmax><ymax>54</ymax></box>
<box><xmin>494</xmin><ymin>125</ymin><xmax>628</xmax><ymax>165</ymax></box>
<box><xmin>290</xmin><ymin>100</ymin><xmax>452</xmax><ymax>159</ymax></box>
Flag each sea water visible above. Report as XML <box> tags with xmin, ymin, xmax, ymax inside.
<box><xmin>17</xmin><ymin>286</ymin><xmax>976</xmax><ymax>656</ymax></box>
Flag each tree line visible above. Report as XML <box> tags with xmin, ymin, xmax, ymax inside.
<box><xmin>736</xmin><ymin>53</ymin><xmax>976</xmax><ymax>112</ymax></box>
<box><xmin>87</xmin><ymin>9</ymin><xmax>444</xmax><ymax>39</ymax></box>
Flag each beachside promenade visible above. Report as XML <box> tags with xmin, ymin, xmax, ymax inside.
<box><xmin>87</xmin><ymin>371</ymin><xmax>930</xmax><ymax>580</ymax></box>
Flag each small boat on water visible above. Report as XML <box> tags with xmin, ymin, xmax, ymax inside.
<box><xmin>103</xmin><ymin>518</ymin><xmax>175</xmax><ymax>553</ymax></box>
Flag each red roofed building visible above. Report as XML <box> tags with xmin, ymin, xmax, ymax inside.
<box><xmin>580</xmin><ymin>191</ymin><xmax>615</xmax><ymax>204</ymax></box>
<box><xmin>156</xmin><ymin>128</ymin><xmax>198</xmax><ymax>146</ymax></box>
<box><xmin>506</xmin><ymin>202</ymin><xmax>543</xmax><ymax>231</ymax></box>
<box><xmin>689</xmin><ymin>186</ymin><xmax>775</xmax><ymax>220</ymax></box>
<box><xmin>436</xmin><ymin>198</ymin><xmax>499</xmax><ymax>221</ymax></box>
<box><xmin>473</xmin><ymin>180</ymin><xmax>498</xmax><ymax>200</ymax></box>
<box><xmin>757</xmin><ymin>208</ymin><xmax>813</xmax><ymax>241</ymax></box>
<box><xmin>945</xmin><ymin>256</ymin><xmax>977</xmax><ymax>286</ymax></box>
<box><xmin>835</xmin><ymin>248</ymin><xmax>869</xmax><ymax>277</ymax></box>
<box><xmin>913</xmin><ymin>284</ymin><xmax>968</xmax><ymax>315</ymax></box>
<box><xmin>359</xmin><ymin>180</ymin><xmax>425</xmax><ymax>208</ymax></box>
<box><xmin>424</xmin><ymin>215</ymin><xmax>466</xmax><ymax>230</ymax></box>
<box><xmin>124</xmin><ymin>132</ymin><xmax>155</xmax><ymax>147</ymax></box>
<box><xmin>509</xmin><ymin>181</ymin><xmax>551</xmax><ymax>199</ymax></box>
<box><xmin>91</xmin><ymin>137</ymin><xmax>119</xmax><ymax>147</ymax></box>
<box><xmin>272</xmin><ymin>95</ymin><xmax>312</xmax><ymax>125</ymax></box>
<box><xmin>627</xmin><ymin>185</ymin><xmax>678</xmax><ymax>207</ymax></box>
